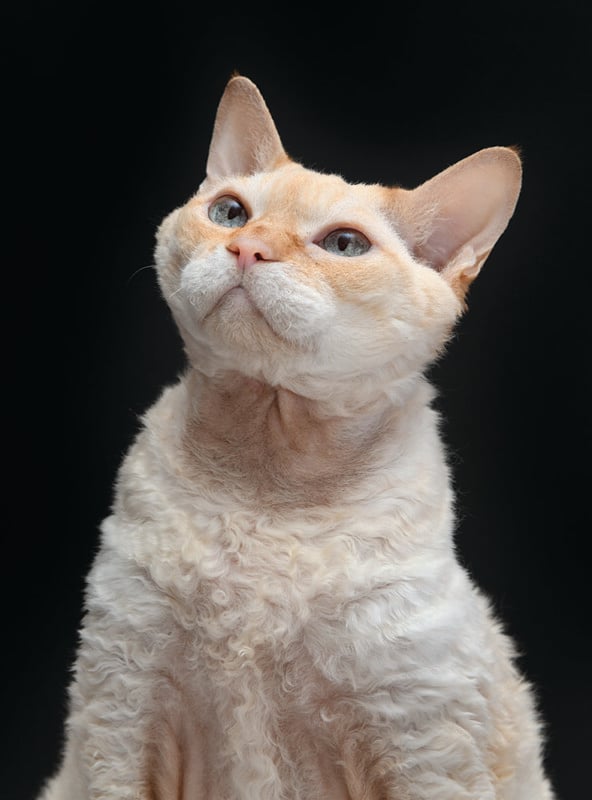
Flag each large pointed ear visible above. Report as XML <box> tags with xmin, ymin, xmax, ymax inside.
<box><xmin>205</xmin><ymin>75</ymin><xmax>288</xmax><ymax>181</ymax></box>
<box><xmin>390</xmin><ymin>147</ymin><xmax>522</xmax><ymax>300</ymax></box>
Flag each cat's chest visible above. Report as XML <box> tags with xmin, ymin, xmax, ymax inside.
<box><xmin>146</xmin><ymin>506</ymin><xmax>375</xmax><ymax>627</ymax></box>
<box><xmin>112</xmin><ymin>432</ymin><xmax>395</xmax><ymax>607</ymax></box>
<box><xmin>105</xmin><ymin>386</ymin><xmax>457</xmax><ymax>677</ymax></box>
<box><xmin>105</xmin><ymin>488</ymin><xmax>404</xmax><ymax>662</ymax></box>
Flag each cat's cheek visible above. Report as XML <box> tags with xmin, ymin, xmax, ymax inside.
<box><xmin>154</xmin><ymin>209</ymin><xmax>187</xmax><ymax>298</ymax></box>
<box><xmin>177</xmin><ymin>254</ymin><xmax>239</xmax><ymax>322</ymax></box>
<box><xmin>155</xmin><ymin>208</ymin><xmax>182</xmax><ymax>252</ymax></box>
<box><xmin>412</xmin><ymin>266</ymin><xmax>464</xmax><ymax>348</ymax></box>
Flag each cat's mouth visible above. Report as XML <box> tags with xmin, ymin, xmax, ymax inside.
<box><xmin>205</xmin><ymin>284</ymin><xmax>267</xmax><ymax>322</ymax></box>
<box><xmin>209</xmin><ymin>285</ymin><xmax>263</xmax><ymax>317</ymax></box>
<box><xmin>204</xmin><ymin>282</ymin><xmax>301</xmax><ymax>349</ymax></box>
<box><xmin>223</xmin><ymin>285</ymin><xmax>256</xmax><ymax>305</ymax></box>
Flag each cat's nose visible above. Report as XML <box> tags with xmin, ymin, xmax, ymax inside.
<box><xmin>227</xmin><ymin>236</ymin><xmax>274</xmax><ymax>270</ymax></box>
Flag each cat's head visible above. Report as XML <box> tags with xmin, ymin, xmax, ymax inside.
<box><xmin>155</xmin><ymin>76</ymin><xmax>521</xmax><ymax>403</ymax></box>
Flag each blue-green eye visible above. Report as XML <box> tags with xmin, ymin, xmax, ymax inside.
<box><xmin>320</xmin><ymin>229</ymin><xmax>371</xmax><ymax>257</ymax></box>
<box><xmin>208</xmin><ymin>195</ymin><xmax>249</xmax><ymax>227</ymax></box>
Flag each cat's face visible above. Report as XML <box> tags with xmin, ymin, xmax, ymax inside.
<box><xmin>156</xmin><ymin>164</ymin><xmax>459</xmax><ymax>394</ymax></box>
<box><xmin>155</xmin><ymin>76</ymin><xmax>521</xmax><ymax>400</ymax></box>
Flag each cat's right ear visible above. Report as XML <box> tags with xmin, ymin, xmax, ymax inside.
<box><xmin>204</xmin><ymin>76</ymin><xmax>288</xmax><ymax>182</ymax></box>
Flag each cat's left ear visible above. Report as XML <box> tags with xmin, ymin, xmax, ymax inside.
<box><xmin>390</xmin><ymin>147</ymin><xmax>522</xmax><ymax>300</ymax></box>
<box><xmin>204</xmin><ymin>75</ymin><xmax>287</xmax><ymax>182</ymax></box>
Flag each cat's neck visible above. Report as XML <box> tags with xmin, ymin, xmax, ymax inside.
<box><xmin>180</xmin><ymin>368</ymin><xmax>430</xmax><ymax>507</ymax></box>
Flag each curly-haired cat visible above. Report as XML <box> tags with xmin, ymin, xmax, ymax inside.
<box><xmin>39</xmin><ymin>75</ymin><xmax>555</xmax><ymax>799</ymax></box>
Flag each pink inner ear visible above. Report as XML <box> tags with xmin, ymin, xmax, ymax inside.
<box><xmin>414</xmin><ymin>222</ymin><xmax>458</xmax><ymax>272</ymax></box>
<box><xmin>398</xmin><ymin>147</ymin><xmax>522</xmax><ymax>284</ymax></box>
<box><xmin>206</xmin><ymin>76</ymin><xmax>287</xmax><ymax>180</ymax></box>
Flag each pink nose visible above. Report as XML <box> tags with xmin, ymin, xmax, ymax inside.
<box><xmin>227</xmin><ymin>236</ymin><xmax>274</xmax><ymax>270</ymax></box>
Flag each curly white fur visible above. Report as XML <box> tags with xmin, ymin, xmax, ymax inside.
<box><xmin>38</xmin><ymin>76</ymin><xmax>555</xmax><ymax>799</ymax></box>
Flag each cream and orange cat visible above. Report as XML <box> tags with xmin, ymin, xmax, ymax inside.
<box><xmin>39</xmin><ymin>75</ymin><xmax>555</xmax><ymax>799</ymax></box>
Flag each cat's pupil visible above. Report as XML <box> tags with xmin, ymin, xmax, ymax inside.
<box><xmin>227</xmin><ymin>202</ymin><xmax>241</xmax><ymax>220</ymax></box>
<box><xmin>338</xmin><ymin>234</ymin><xmax>350</xmax><ymax>251</ymax></box>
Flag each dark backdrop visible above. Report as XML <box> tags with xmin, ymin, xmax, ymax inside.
<box><xmin>5</xmin><ymin>3</ymin><xmax>591</xmax><ymax>799</ymax></box>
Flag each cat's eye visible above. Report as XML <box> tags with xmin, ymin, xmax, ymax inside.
<box><xmin>319</xmin><ymin>229</ymin><xmax>371</xmax><ymax>257</ymax></box>
<box><xmin>208</xmin><ymin>195</ymin><xmax>249</xmax><ymax>228</ymax></box>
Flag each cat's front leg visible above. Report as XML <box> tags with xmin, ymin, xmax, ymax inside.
<box><xmin>38</xmin><ymin>659</ymin><xmax>159</xmax><ymax>800</ymax></box>
<box><xmin>42</xmin><ymin>641</ymin><xmax>167</xmax><ymax>796</ymax></box>
<box><xmin>38</xmin><ymin>548</ymin><xmax>212</xmax><ymax>800</ymax></box>
<box><xmin>336</xmin><ymin>713</ymin><xmax>554</xmax><ymax>800</ymax></box>
<box><xmin>333</xmin><ymin>717</ymin><xmax>495</xmax><ymax>800</ymax></box>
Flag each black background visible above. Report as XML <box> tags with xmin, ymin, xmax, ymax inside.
<box><xmin>5</xmin><ymin>2</ymin><xmax>591</xmax><ymax>798</ymax></box>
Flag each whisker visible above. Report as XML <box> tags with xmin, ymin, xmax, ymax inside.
<box><xmin>168</xmin><ymin>286</ymin><xmax>183</xmax><ymax>301</ymax></box>
<box><xmin>126</xmin><ymin>264</ymin><xmax>155</xmax><ymax>284</ymax></box>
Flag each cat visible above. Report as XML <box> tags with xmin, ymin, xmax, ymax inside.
<box><xmin>38</xmin><ymin>74</ymin><xmax>556</xmax><ymax>799</ymax></box>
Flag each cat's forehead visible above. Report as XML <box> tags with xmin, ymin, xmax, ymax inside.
<box><xmin>252</xmin><ymin>164</ymin><xmax>364</xmax><ymax>207</ymax></box>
